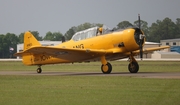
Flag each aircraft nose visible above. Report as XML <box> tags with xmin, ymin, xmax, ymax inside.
<box><xmin>134</xmin><ymin>28</ymin><xmax>145</xmax><ymax>59</ymax></box>
<box><xmin>134</xmin><ymin>28</ymin><xmax>145</xmax><ymax>46</ymax></box>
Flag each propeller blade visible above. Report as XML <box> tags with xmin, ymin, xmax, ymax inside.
<box><xmin>138</xmin><ymin>14</ymin><xmax>141</xmax><ymax>29</ymax></box>
<box><xmin>138</xmin><ymin>14</ymin><xmax>144</xmax><ymax>60</ymax></box>
<box><xmin>139</xmin><ymin>40</ymin><xmax>143</xmax><ymax>59</ymax></box>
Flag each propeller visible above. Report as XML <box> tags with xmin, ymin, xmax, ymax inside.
<box><xmin>138</xmin><ymin>14</ymin><xmax>145</xmax><ymax>60</ymax></box>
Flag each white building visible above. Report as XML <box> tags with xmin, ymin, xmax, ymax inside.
<box><xmin>151</xmin><ymin>38</ymin><xmax>180</xmax><ymax>59</ymax></box>
<box><xmin>161</xmin><ymin>38</ymin><xmax>180</xmax><ymax>46</ymax></box>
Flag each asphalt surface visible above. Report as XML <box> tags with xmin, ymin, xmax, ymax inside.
<box><xmin>1</xmin><ymin>71</ymin><xmax>180</xmax><ymax>79</ymax></box>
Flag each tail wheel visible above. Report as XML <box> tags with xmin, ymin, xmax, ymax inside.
<box><xmin>101</xmin><ymin>62</ymin><xmax>112</xmax><ymax>74</ymax></box>
<box><xmin>37</xmin><ymin>68</ymin><xmax>42</xmax><ymax>73</ymax></box>
<box><xmin>128</xmin><ymin>62</ymin><xmax>139</xmax><ymax>73</ymax></box>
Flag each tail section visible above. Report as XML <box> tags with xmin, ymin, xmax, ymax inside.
<box><xmin>14</xmin><ymin>31</ymin><xmax>41</xmax><ymax>65</ymax></box>
<box><xmin>22</xmin><ymin>31</ymin><xmax>41</xmax><ymax>65</ymax></box>
<box><xmin>23</xmin><ymin>31</ymin><xmax>41</xmax><ymax>50</ymax></box>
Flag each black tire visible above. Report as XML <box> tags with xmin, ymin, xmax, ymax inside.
<box><xmin>101</xmin><ymin>62</ymin><xmax>112</xmax><ymax>74</ymax></box>
<box><xmin>37</xmin><ymin>68</ymin><xmax>42</xmax><ymax>73</ymax></box>
<box><xmin>128</xmin><ymin>62</ymin><xmax>139</xmax><ymax>73</ymax></box>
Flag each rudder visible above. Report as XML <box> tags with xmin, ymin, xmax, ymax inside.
<box><xmin>23</xmin><ymin>31</ymin><xmax>41</xmax><ymax>50</ymax></box>
<box><xmin>22</xmin><ymin>31</ymin><xmax>41</xmax><ymax>65</ymax></box>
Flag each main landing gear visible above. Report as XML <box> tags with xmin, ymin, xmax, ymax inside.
<box><xmin>100</xmin><ymin>56</ymin><xmax>112</xmax><ymax>74</ymax></box>
<box><xmin>37</xmin><ymin>65</ymin><xmax>42</xmax><ymax>73</ymax></box>
<box><xmin>100</xmin><ymin>55</ymin><xmax>139</xmax><ymax>74</ymax></box>
<box><xmin>101</xmin><ymin>62</ymin><xmax>112</xmax><ymax>74</ymax></box>
<box><xmin>128</xmin><ymin>55</ymin><xmax>139</xmax><ymax>73</ymax></box>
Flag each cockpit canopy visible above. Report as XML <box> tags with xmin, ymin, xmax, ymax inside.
<box><xmin>71</xmin><ymin>25</ymin><xmax>112</xmax><ymax>41</ymax></box>
<box><xmin>72</xmin><ymin>27</ymin><xmax>98</xmax><ymax>41</ymax></box>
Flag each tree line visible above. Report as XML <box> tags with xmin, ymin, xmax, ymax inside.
<box><xmin>0</xmin><ymin>31</ymin><xmax>63</xmax><ymax>58</ymax></box>
<box><xmin>0</xmin><ymin>17</ymin><xmax>180</xmax><ymax>58</ymax></box>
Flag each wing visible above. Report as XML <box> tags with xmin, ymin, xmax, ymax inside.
<box><xmin>14</xmin><ymin>46</ymin><xmax>113</xmax><ymax>61</ymax></box>
<box><xmin>132</xmin><ymin>46</ymin><xmax>170</xmax><ymax>55</ymax></box>
<box><xmin>103</xmin><ymin>46</ymin><xmax>170</xmax><ymax>55</ymax></box>
<box><xmin>107</xmin><ymin>46</ymin><xmax>170</xmax><ymax>60</ymax></box>
<box><xmin>14</xmin><ymin>45</ymin><xmax>169</xmax><ymax>61</ymax></box>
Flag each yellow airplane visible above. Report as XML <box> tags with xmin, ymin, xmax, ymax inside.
<box><xmin>14</xmin><ymin>16</ymin><xmax>169</xmax><ymax>74</ymax></box>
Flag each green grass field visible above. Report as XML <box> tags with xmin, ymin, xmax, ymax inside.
<box><xmin>0</xmin><ymin>61</ymin><xmax>180</xmax><ymax>105</ymax></box>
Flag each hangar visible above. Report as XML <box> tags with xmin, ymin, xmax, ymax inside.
<box><xmin>161</xmin><ymin>38</ymin><xmax>180</xmax><ymax>53</ymax></box>
<box><xmin>151</xmin><ymin>38</ymin><xmax>180</xmax><ymax>59</ymax></box>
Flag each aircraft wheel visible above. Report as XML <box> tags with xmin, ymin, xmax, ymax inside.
<box><xmin>101</xmin><ymin>62</ymin><xmax>112</xmax><ymax>74</ymax></box>
<box><xmin>128</xmin><ymin>62</ymin><xmax>139</xmax><ymax>73</ymax></box>
<box><xmin>37</xmin><ymin>68</ymin><xmax>42</xmax><ymax>73</ymax></box>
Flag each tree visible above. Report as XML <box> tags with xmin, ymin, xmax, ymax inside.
<box><xmin>148</xmin><ymin>20</ymin><xmax>162</xmax><ymax>42</ymax></box>
<box><xmin>43</xmin><ymin>31</ymin><xmax>53</xmax><ymax>41</ymax></box>
<box><xmin>30</xmin><ymin>31</ymin><xmax>42</xmax><ymax>41</ymax></box>
<box><xmin>52</xmin><ymin>32</ymin><xmax>63</xmax><ymax>41</ymax></box>
<box><xmin>43</xmin><ymin>31</ymin><xmax>63</xmax><ymax>41</ymax></box>
<box><xmin>18</xmin><ymin>33</ymin><xmax>24</xmax><ymax>43</ymax></box>
<box><xmin>0</xmin><ymin>33</ymin><xmax>19</xmax><ymax>58</ymax></box>
<box><xmin>0</xmin><ymin>34</ymin><xmax>5</xmax><ymax>58</ymax></box>
<box><xmin>148</xmin><ymin>17</ymin><xmax>176</xmax><ymax>42</ymax></box>
<box><xmin>117</xmin><ymin>21</ymin><xmax>133</xmax><ymax>29</ymax></box>
<box><xmin>175</xmin><ymin>18</ymin><xmax>180</xmax><ymax>38</ymax></box>
<box><xmin>161</xmin><ymin>18</ymin><xmax>176</xmax><ymax>39</ymax></box>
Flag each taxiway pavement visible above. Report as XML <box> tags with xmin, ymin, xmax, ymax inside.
<box><xmin>1</xmin><ymin>71</ymin><xmax>180</xmax><ymax>79</ymax></box>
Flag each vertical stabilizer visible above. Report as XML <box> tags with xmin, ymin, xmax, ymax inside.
<box><xmin>23</xmin><ymin>31</ymin><xmax>41</xmax><ymax>50</ymax></box>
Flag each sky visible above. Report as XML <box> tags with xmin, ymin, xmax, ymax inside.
<box><xmin>0</xmin><ymin>0</ymin><xmax>180</xmax><ymax>36</ymax></box>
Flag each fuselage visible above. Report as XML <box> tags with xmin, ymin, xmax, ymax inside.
<box><xmin>59</xmin><ymin>28</ymin><xmax>140</xmax><ymax>51</ymax></box>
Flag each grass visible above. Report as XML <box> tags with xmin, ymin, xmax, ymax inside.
<box><xmin>0</xmin><ymin>61</ymin><xmax>180</xmax><ymax>105</ymax></box>
<box><xmin>0</xmin><ymin>76</ymin><xmax>179</xmax><ymax>105</ymax></box>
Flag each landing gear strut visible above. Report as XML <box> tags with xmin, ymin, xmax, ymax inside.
<box><xmin>128</xmin><ymin>55</ymin><xmax>139</xmax><ymax>73</ymax></box>
<box><xmin>37</xmin><ymin>65</ymin><xmax>42</xmax><ymax>73</ymax></box>
<box><xmin>100</xmin><ymin>56</ymin><xmax>112</xmax><ymax>74</ymax></box>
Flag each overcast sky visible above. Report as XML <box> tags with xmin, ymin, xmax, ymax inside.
<box><xmin>0</xmin><ymin>0</ymin><xmax>180</xmax><ymax>36</ymax></box>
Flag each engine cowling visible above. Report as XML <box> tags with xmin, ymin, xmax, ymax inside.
<box><xmin>121</xmin><ymin>28</ymin><xmax>145</xmax><ymax>52</ymax></box>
